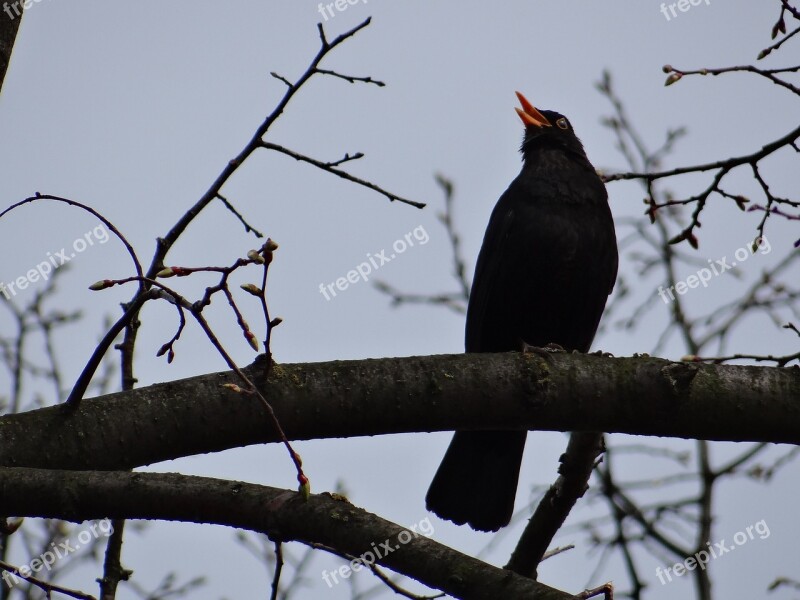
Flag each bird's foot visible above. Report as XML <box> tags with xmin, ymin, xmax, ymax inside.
<box><xmin>590</xmin><ymin>350</ymin><xmax>616</xmax><ymax>358</ymax></box>
<box><xmin>521</xmin><ymin>342</ymin><xmax>567</xmax><ymax>360</ymax></box>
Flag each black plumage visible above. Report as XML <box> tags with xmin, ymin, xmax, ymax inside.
<box><xmin>426</xmin><ymin>93</ymin><xmax>618</xmax><ymax>532</ymax></box>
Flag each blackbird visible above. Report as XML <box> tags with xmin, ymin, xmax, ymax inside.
<box><xmin>425</xmin><ymin>92</ymin><xmax>618</xmax><ymax>532</ymax></box>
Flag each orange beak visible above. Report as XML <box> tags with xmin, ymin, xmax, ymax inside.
<box><xmin>515</xmin><ymin>91</ymin><xmax>552</xmax><ymax>128</ymax></box>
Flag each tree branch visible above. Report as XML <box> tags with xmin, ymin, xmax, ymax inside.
<box><xmin>506</xmin><ymin>432</ymin><xmax>605</xmax><ymax>578</ymax></box>
<box><xmin>0</xmin><ymin>468</ymin><xmax>573</xmax><ymax>600</ymax></box>
<box><xmin>0</xmin><ymin>0</ymin><xmax>23</xmax><ymax>95</ymax></box>
<box><xmin>0</xmin><ymin>353</ymin><xmax>797</xmax><ymax>472</ymax></box>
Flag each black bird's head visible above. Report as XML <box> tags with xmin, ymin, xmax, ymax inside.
<box><xmin>514</xmin><ymin>91</ymin><xmax>589</xmax><ymax>162</ymax></box>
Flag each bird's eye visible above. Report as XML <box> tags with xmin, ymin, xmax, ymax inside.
<box><xmin>556</xmin><ymin>118</ymin><xmax>569</xmax><ymax>130</ymax></box>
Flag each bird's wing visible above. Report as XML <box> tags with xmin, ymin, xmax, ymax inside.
<box><xmin>465</xmin><ymin>193</ymin><xmax>516</xmax><ymax>353</ymax></box>
<box><xmin>607</xmin><ymin>226</ymin><xmax>619</xmax><ymax>296</ymax></box>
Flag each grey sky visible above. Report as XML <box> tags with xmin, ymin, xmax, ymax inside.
<box><xmin>1</xmin><ymin>1</ymin><xmax>798</xmax><ymax>598</ymax></box>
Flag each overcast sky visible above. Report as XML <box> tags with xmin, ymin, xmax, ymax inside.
<box><xmin>1</xmin><ymin>1</ymin><xmax>798</xmax><ymax>599</ymax></box>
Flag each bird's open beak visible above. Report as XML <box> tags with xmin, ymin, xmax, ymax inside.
<box><xmin>515</xmin><ymin>92</ymin><xmax>551</xmax><ymax>128</ymax></box>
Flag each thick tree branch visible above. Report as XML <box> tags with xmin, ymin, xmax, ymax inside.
<box><xmin>0</xmin><ymin>353</ymin><xmax>797</xmax><ymax>471</ymax></box>
<box><xmin>0</xmin><ymin>467</ymin><xmax>573</xmax><ymax>600</ymax></box>
<box><xmin>0</xmin><ymin>1</ymin><xmax>22</xmax><ymax>95</ymax></box>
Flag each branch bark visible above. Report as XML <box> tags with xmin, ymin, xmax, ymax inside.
<box><xmin>0</xmin><ymin>467</ymin><xmax>573</xmax><ymax>600</ymax></box>
<box><xmin>506</xmin><ymin>432</ymin><xmax>605</xmax><ymax>578</ymax></box>
<box><xmin>1</xmin><ymin>352</ymin><xmax>797</xmax><ymax>471</ymax></box>
<box><xmin>0</xmin><ymin>1</ymin><xmax>22</xmax><ymax>95</ymax></box>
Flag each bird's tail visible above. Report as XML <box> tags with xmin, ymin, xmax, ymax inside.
<box><xmin>425</xmin><ymin>430</ymin><xmax>527</xmax><ymax>532</ymax></box>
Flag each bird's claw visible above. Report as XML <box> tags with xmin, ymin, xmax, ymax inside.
<box><xmin>521</xmin><ymin>342</ymin><xmax>567</xmax><ymax>360</ymax></box>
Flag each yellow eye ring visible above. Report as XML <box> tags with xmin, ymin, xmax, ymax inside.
<box><xmin>556</xmin><ymin>118</ymin><xmax>569</xmax><ymax>130</ymax></box>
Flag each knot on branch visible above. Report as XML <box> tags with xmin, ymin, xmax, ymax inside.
<box><xmin>660</xmin><ymin>362</ymin><xmax>699</xmax><ymax>397</ymax></box>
